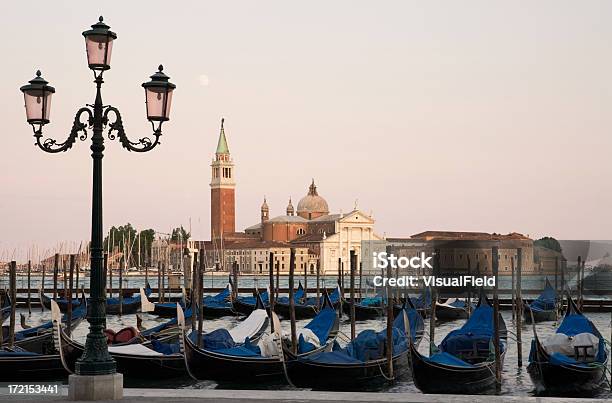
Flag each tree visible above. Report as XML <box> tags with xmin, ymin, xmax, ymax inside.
<box><xmin>171</xmin><ymin>226</ymin><xmax>190</xmax><ymax>243</ymax></box>
<box><xmin>103</xmin><ymin>224</ymin><xmax>156</xmax><ymax>267</ymax></box>
<box><xmin>138</xmin><ymin>229</ymin><xmax>155</xmax><ymax>266</ymax></box>
<box><xmin>534</xmin><ymin>237</ymin><xmax>562</xmax><ymax>253</ymax></box>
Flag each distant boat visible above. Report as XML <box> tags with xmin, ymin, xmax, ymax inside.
<box><xmin>39</xmin><ymin>290</ymin><xmax>84</xmax><ymax>312</ymax></box>
<box><xmin>582</xmin><ymin>258</ymin><xmax>612</xmax><ymax>296</ymax></box>
<box><xmin>232</xmin><ymin>289</ymin><xmax>270</xmax><ymax>316</ymax></box>
<box><xmin>435</xmin><ymin>298</ymin><xmax>474</xmax><ymax>321</ymax></box>
<box><xmin>274</xmin><ymin>285</ymin><xmax>341</xmax><ymax>320</ymax></box>
<box><xmin>142</xmin><ymin>283</ymin><xmax>237</xmax><ymax>319</ymax></box>
<box><xmin>41</xmin><ymin>283</ymin><xmax>153</xmax><ymax>315</ymax></box>
<box><xmin>410</xmin><ymin>287</ymin><xmax>432</xmax><ymax>318</ymax></box>
<box><xmin>527</xmin><ymin>295</ymin><xmax>608</xmax><ymax>396</ymax></box>
<box><xmin>523</xmin><ymin>278</ymin><xmax>557</xmax><ymax>323</ymax></box>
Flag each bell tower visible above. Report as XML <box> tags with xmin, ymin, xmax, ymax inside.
<box><xmin>210</xmin><ymin>118</ymin><xmax>235</xmax><ymax>239</ymax></box>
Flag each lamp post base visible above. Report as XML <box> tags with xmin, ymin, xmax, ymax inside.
<box><xmin>68</xmin><ymin>373</ymin><xmax>123</xmax><ymax>401</ymax></box>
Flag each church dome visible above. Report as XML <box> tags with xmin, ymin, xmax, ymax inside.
<box><xmin>297</xmin><ymin>180</ymin><xmax>329</xmax><ymax>219</ymax></box>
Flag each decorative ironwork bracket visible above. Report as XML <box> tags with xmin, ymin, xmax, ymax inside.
<box><xmin>33</xmin><ymin>107</ymin><xmax>92</xmax><ymax>153</ymax></box>
<box><xmin>104</xmin><ymin>106</ymin><xmax>161</xmax><ymax>152</ymax></box>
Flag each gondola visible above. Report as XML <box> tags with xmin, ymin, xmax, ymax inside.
<box><xmin>179</xmin><ymin>293</ymin><xmax>284</xmax><ymax>383</ymax></box>
<box><xmin>0</xmin><ymin>349</ymin><xmax>66</xmax><ymax>381</ymax></box>
<box><xmin>181</xmin><ymin>292</ymin><xmax>338</xmax><ymax>386</ymax></box>
<box><xmin>434</xmin><ymin>298</ymin><xmax>474</xmax><ymax>321</ymax></box>
<box><xmin>409</xmin><ymin>295</ymin><xmax>507</xmax><ymax>395</ymax></box>
<box><xmin>40</xmin><ymin>289</ymin><xmax>84</xmax><ymax>312</ymax></box>
<box><xmin>232</xmin><ymin>289</ymin><xmax>270</xmax><ymax>316</ymax></box>
<box><xmin>52</xmin><ymin>300</ymin><xmax>185</xmax><ymax>380</ymax></box>
<box><xmin>274</xmin><ymin>285</ymin><xmax>341</xmax><ymax>320</ymax></box>
<box><xmin>0</xmin><ymin>299</ymin><xmax>84</xmax><ymax>381</ymax></box>
<box><xmin>41</xmin><ymin>283</ymin><xmax>152</xmax><ymax>315</ymax></box>
<box><xmin>106</xmin><ymin>283</ymin><xmax>153</xmax><ymax>315</ymax></box>
<box><xmin>342</xmin><ymin>287</ymin><xmax>385</xmax><ymax>320</ymax></box>
<box><xmin>523</xmin><ymin>278</ymin><xmax>557</xmax><ymax>323</ymax></box>
<box><xmin>410</xmin><ymin>287</ymin><xmax>432</xmax><ymax>318</ymax></box>
<box><xmin>141</xmin><ymin>286</ymin><xmax>189</xmax><ymax>318</ymax></box>
<box><xmin>288</xmin><ymin>299</ymin><xmax>424</xmax><ymax>391</ymax></box>
<box><xmin>201</xmin><ymin>284</ymin><xmax>237</xmax><ymax>318</ymax></box>
<box><xmin>147</xmin><ymin>284</ymin><xmax>237</xmax><ymax>319</ymax></box>
<box><xmin>2</xmin><ymin>295</ymin><xmax>87</xmax><ymax>354</ymax></box>
<box><xmin>527</xmin><ymin>294</ymin><xmax>608</xmax><ymax>396</ymax></box>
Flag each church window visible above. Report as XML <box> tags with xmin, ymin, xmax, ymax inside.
<box><xmin>297</xmin><ymin>228</ymin><xmax>305</xmax><ymax>236</ymax></box>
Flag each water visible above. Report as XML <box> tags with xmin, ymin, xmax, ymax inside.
<box><xmin>10</xmin><ymin>297</ymin><xmax>612</xmax><ymax>398</ymax></box>
<box><xmin>7</xmin><ymin>273</ymin><xmax>611</xmax><ymax>299</ymax></box>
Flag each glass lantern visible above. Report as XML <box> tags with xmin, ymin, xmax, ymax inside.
<box><xmin>82</xmin><ymin>16</ymin><xmax>117</xmax><ymax>71</ymax></box>
<box><xmin>20</xmin><ymin>70</ymin><xmax>55</xmax><ymax>125</ymax></box>
<box><xmin>142</xmin><ymin>65</ymin><xmax>176</xmax><ymax>122</ymax></box>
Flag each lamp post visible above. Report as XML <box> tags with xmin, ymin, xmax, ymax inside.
<box><xmin>20</xmin><ymin>17</ymin><xmax>175</xmax><ymax>398</ymax></box>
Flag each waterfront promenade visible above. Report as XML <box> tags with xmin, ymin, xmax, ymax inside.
<box><xmin>1</xmin><ymin>388</ymin><xmax>609</xmax><ymax>403</ymax></box>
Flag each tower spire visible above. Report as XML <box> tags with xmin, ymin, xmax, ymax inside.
<box><xmin>216</xmin><ymin>117</ymin><xmax>229</xmax><ymax>155</ymax></box>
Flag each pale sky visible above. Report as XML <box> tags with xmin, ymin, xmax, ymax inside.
<box><xmin>1</xmin><ymin>1</ymin><xmax>611</xmax><ymax>260</ymax></box>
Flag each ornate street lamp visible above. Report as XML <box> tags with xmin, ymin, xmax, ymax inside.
<box><xmin>20</xmin><ymin>17</ymin><xmax>175</xmax><ymax>379</ymax></box>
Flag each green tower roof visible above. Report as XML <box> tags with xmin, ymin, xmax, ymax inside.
<box><xmin>216</xmin><ymin>118</ymin><xmax>230</xmax><ymax>154</ymax></box>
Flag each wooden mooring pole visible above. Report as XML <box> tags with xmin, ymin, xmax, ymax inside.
<box><xmin>103</xmin><ymin>253</ymin><xmax>108</xmax><ymax>297</ymax></box>
<box><xmin>157</xmin><ymin>261</ymin><xmax>162</xmax><ymax>302</ymax></box>
<box><xmin>161</xmin><ymin>262</ymin><xmax>166</xmax><ymax>303</ymax></box>
<box><xmin>232</xmin><ymin>261</ymin><xmax>239</xmax><ymax>301</ymax></box>
<box><xmin>268</xmin><ymin>251</ymin><xmax>275</xmax><ymax>327</ymax></box>
<box><xmin>119</xmin><ymin>256</ymin><xmax>124</xmax><ymax>316</ymax></box>
<box><xmin>191</xmin><ymin>252</ymin><xmax>198</xmax><ymax>333</ymax></box>
<box><xmin>429</xmin><ymin>249</ymin><xmax>439</xmax><ymax>356</ymax></box>
<box><xmin>577</xmin><ymin>256</ymin><xmax>583</xmax><ymax>309</ymax></box>
<box><xmin>109</xmin><ymin>254</ymin><xmax>114</xmax><ymax>299</ymax></box>
<box><xmin>8</xmin><ymin>261</ymin><xmax>16</xmax><ymax>348</ymax></box>
<box><xmin>0</xmin><ymin>290</ymin><xmax>4</xmax><ymax>349</ymax></box>
<box><xmin>41</xmin><ymin>264</ymin><xmax>46</xmax><ymax>312</ymax></box>
<box><xmin>467</xmin><ymin>255</ymin><xmax>472</xmax><ymax>316</ymax></box>
<box><xmin>492</xmin><ymin>246</ymin><xmax>502</xmax><ymax>390</ymax></box>
<box><xmin>145</xmin><ymin>263</ymin><xmax>149</xmax><ymax>288</ymax></box>
<box><xmin>62</xmin><ymin>256</ymin><xmax>68</xmax><ymax>299</ymax></box>
<box><xmin>197</xmin><ymin>249</ymin><xmax>205</xmax><ymax>347</ymax></box>
<box><xmin>349</xmin><ymin>250</ymin><xmax>356</xmax><ymax>340</ymax></box>
<box><xmin>386</xmin><ymin>283</ymin><xmax>394</xmax><ymax>380</ymax></box>
<box><xmin>75</xmin><ymin>260</ymin><xmax>80</xmax><ymax>293</ymax></box>
<box><xmin>359</xmin><ymin>261</ymin><xmax>363</xmax><ymax>300</ymax></box>
<box><xmin>67</xmin><ymin>255</ymin><xmax>74</xmax><ymax>336</ymax></box>
<box><xmin>303</xmin><ymin>255</ymin><xmax>308</xmax><ymax>301</ymax></box>
<box><xmin>511</xmin><ymin>256</ymin><xmax>515</xmax><ymax>321</ymax></box>
<box><xmin>27</xmin><ymin>260</ymin><xmax>31</xmax><ymax>315</ymax></box>
<box><xmin>53</xmin><ymin>253</ymin><xmax>59</xmax><ymax>300</ymax></box>
<box><xmin>516</xmin><ymin>248</ymin><xmax>523</xmax><ymax>367</ymax></box>
<box><xmin>316</xmin><ymin>260</ymin><xmax>321</xmax><ymax>310</ymax></box>
<box><xmin>275</xmin><ymin>260</ymin><xmax>280</xmax><ymax>302</ymax></box>
<box><xmin>289</xmin><ymin>248</ymin><xmax>297</xmax><ymax>354</ymax></box>
<box><xmin>337</xmin><ymin>258</ymin><xmax>343</xmax><ymax>318</ymax></box>
<box><xmin>555</xmin><ymin>256</ymin><xmax>560</xmax><ymax>321</ymax></box>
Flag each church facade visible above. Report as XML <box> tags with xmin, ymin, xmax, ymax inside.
<box><xmin>198</xmin><ymin>119</ymin><xmax>384</xmax><ymax>275</ymax></box>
